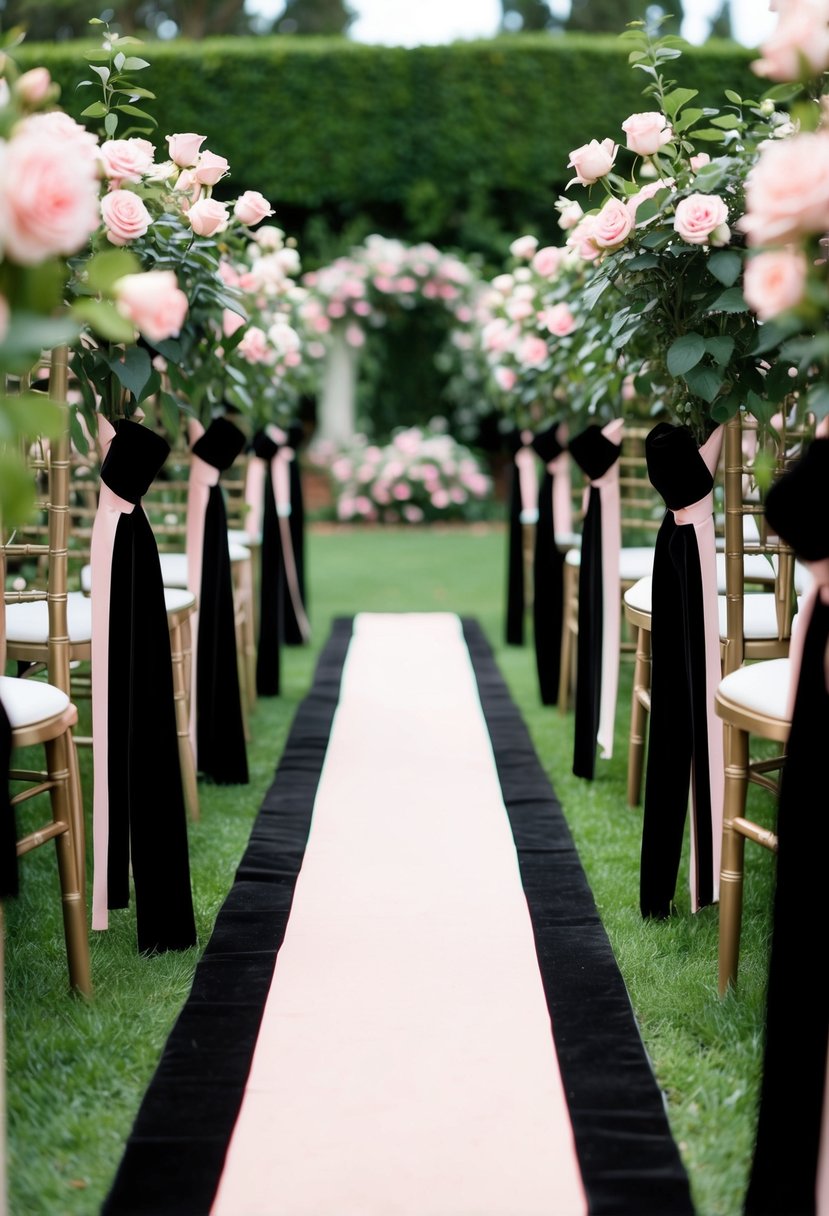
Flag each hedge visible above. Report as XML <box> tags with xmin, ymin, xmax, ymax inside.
<box><xmin>18</xmin><ymin>34</ymin><xmax>759</xmax><ymax>263</ymax></box>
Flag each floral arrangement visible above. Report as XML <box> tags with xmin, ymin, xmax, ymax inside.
<box><xmin>559</xmin><ymin>18</ymin><xmax>803</xmax><ymax>441</ymax></box>
<box><xmin>309</xmin><ymin>420</ymin><xmax>492</xmax><ymax>523</ymax></box>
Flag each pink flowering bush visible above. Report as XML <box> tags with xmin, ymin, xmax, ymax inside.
<box><xmin>560</xmin><ymin>18</ymin><xmax>802</xmax><ymax>438</ymax></box>
<box><xmin>310</xmin><ymin>421</ymin><xmax>492</xmax><ymax>524</ymax></box>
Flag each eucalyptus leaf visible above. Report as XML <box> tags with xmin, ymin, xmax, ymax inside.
<box><xmin>667</xmin><ymin>332</ymin><xmax>706</xmax><ymax>376</ymax></box>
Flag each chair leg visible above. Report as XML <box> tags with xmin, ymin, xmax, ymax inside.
<box><xmin>718</xmin><ymin>721</ymin><xmax>749</xmax><ymax>996</ymax></box>
<box><xmin>627</xmin><ymin>625</ymin><xmax>651</xmax><ymax>807</ymax></box>
<box><xmin>44</xmin><ymin>731</ymin><xmax>92</xmax><ymax>996</ymax></box>
<box><xmin>65</xmin><ymin>728</ymin><xmax>86</xmax><ymax>899</ymax></box>
<box><xmin>169</xmin><ymin>613</ymin><xmax>200</xmax><ymax>823</ymax></box>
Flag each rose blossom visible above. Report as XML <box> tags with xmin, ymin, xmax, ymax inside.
<box><xmin>567</xmin><ymin>214</ymin><xmax>601</xmax><ymax>261</ymax></box>
<box><xmin>627</xmin><ymin>178</ymin><xmax>673</xmax><ymax>222</ymax></box>
<box><xmin>234</xmin><ymin>191</ymin><xmax>274</xmax><ymax>226</ymax></box>
<box><xmin>0</xmin><ymin>130</ymin><xmax>100</xmax><ymax>264</ymax></box>
<box><xmin>100</xmin><ymin>189</ymin><xmax>152</xmax><ymax>246</ymax></box>
<box><xmin>566</xmin><ymin>138</ymin><xmax>618</xmax><ymax>187</ymax></box>
<box><xmin>740</xmin><ymin>133</ymin><xmax>829</xmax><ymax>244</ymax></box>
<box><xmin>494</xmin><ymin>366</ymin><xmax>518</xmax><ymax>392</ymax></box>
<box><xmin>99</xmin><ymin>137</ymin><xmax>156</xmax><ymax>185</ymax></box>
<box><xmin>15</xmin><ymin>67</ymin><xmax>52</xmax><ymax>105</ymax></box>
<box><xmin>557</xmin><ymin>199</ymin><xmax>584</xmax><ymax>230</ymax></box>
<box><xmin>743</xmin><ymin>248</ymin><xmax>808</xmax><ymax>320</ymax></box>
<box><xmin>193</xmin><ymin>149</ymin><xmax>229</xmax><ymax>186</ymax></box>
<box><xmin>166</xmin><ymin>132</ymin><xmax>206</xmax><ymax>167</ymax></box>
<box><xmin>113</xmin><ymin>270</ymin><xmax>188</xmax><ymax>343</ymax></box>
<box><xmin>593</xmin><ymin>197</ymin><xmax>635</xmax><ymax>249</ymax></box>
<box><xmin>673</xmin><ymin>193</ymin><xmax>730</xmax><ymax>245</ymax></box>
<box><xmin>509</xmin><ymin>234</ymin><xmax>539</xmax><ymax>260</ymax></box>
<box><xmin>752</xmin><ymin>0</ymin><xmax>829</xmax><ymax>81</ymax></box>
<box><xmin>531</xmin><ymin>245</ymin><xmax>562</xmax><ymax>277</ymax></box>
<box><xmin>520</xmin><ymin>335</ymin><xmax>549</xmax><ymax>367</ymax></box>
<box><xmin>19</xmin><ymin>111</ymin><xmax>100</xmax><ymax>160</ymax></box>
<box><xmin>254</xmin><ymin>224</ymin><xmax>285</xmax><ymax>250</ymax></box>
<box><xmin>222</xmin><ymin>308</ymin><xmax>247</xmax><ymax>338</ymax></box>
<box><xmin>542</xmin><ymin>303</ymin><xmax>577</xmax><ymax>337</ymax></box>
<box><xmin>621</xmin><ymin>112</ymin><xmax>674</xmax><ymax>157</ymax></box>
<box><xmin>690</xmin><ymin>152</ymin><xmax>711</xmax><ymax>173</ymax></box>
<box><xmin>187</xmin><ymin>197</ymin><xmax>229</xmax><ymax>237</ymax></box>
<box><xmin>237</xmin><ymin>325</ymin><xmax>270</xmax><ymax>363</ymax></box>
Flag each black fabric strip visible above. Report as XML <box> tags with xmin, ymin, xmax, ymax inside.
<box><xmin>506</xmin><ymin>458</ymin><xmax>525</xmax><ymax>646</ymax></box>
<box><xmin>572</xmin><ymin>486</ymin><xmax>603</xmax><ymax>779</ymax></box>
<box><xmin>283</xmin><ymin>454</ymin><xmax>307</xmax><ymax>646</ymax></box>
<box><xmin>255</xmin><ymin>459</ymin><xmax>283</xmax><ymax>697</ymax></box>
<box><xmin>532</xmin><ymin>468</ymin><xmax>564</xmax><ymax>705</ymax></box>
<box><xmin>102</xmin><ymin>617</ymin><xmax>354</xmax><ymax>1216</ymax></box>
<box><xmin>462</xmin><ymin>619</ymin><xmax>694</xmax><ymax>1216</ymax></box>
<box><xmin>0</xmin><ymin>697</ymin><xmax>18</xmax><ymax>899</ymax></box>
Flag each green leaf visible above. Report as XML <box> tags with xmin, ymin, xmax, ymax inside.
<box><xmin>763</xmin><ymin>82</ymin><xmax>804</xmax><ymax>103</ymax></box>
<box><xmin>639</xmin><ymin>229</ymin><xmax>672</xmax><ymax>249</ymax></box>
<box><xmin>690</xmin><ymin>127</ymin><xmax>728</xmax><ymax>142</ymax></box>
<box><xmin>710</xmin><ymin>286</ymin><xmax>749</xmax><ymax>313</ymax></box>
<box><xmin>84</xmin><ymin>248</ymin><xmax>143</xmax><ymax>294</ymax></box>
<box><xmin>89</xmin><ymin>64</ymin><xmax>110</xmax><ymax>83</ymax></box>
<box><xmin>113</xmin><ymin>52</ymin><xmax>125</xmax><ymax>71</ymax></box>
<box><xmin>69</xmin><ymin>408</ymin><xmax>91</xmax><ymax>457</ymax></box>
<box><xmin>667</xmin><ymin>332</ymin><xmax>706</xmax><ymax>376</ymax></box>
<box><xmin>0</xmin><ymin>313</ymin><xmax>80</xmax><ymax>372</ymax></box>
<box><xmin>122</xmin><ymin>57</ymin><xmax>151</xmax><ymax>70</ymax></box>
<box><xmin>724</xmin><ymin>89</ymin><xmax>742</xmax><ymax>104</ymax></box>
<box><xmin>159</xmin><ymin>391</ymin><xmax>181</xmax><ymax>440</ymax></box>
<box><xmin>705</xmin><ymin>335</ymin><xmax>735</xmax><ymax>365</ymax></box>
<box><xmin>111</xmin><ymin>85</ymin><xmax>156</xmax><ymax>99</ymax></box>
<box><xmin>137</xmin><ymin>368</ymin><xmax>162</xmax><ymax>405</ymax></box>
<box><xmin>673</xmin><ymin>108</ymin><xmax>705</xmax><ymax>134</ymax></box>
<box><xmin>107</xmin><ymin>345</ymin><xmax>153</xmax><ymax>401</ymax></box>
<box><xmin>764</xmin><ymin>359</ymin><xmax>798</xmax><ymax>402</ymax></box>
<box><xmin>711</xmin><ymin>391</ymin><xmax>742</xmax><ymax>423</ymax></box>
<box><xmin>115</xmin><ymin>103</ymin><xmax>155</xmax><ymax>122</ymax></box>
<box><xmin>690</xmin><ymin>161</ymin><xmax>727</xmax><ymax>192</ymax></box>
<box><xmin>104</xmin><ymin>112</ymin><xmax>119</xmax><ymax>137</ymax></box>
<box><xmin>625</xmin><ymin>253</ymin><xmax>660</xmax><ymax>270</ymax></box>
<box><xmin>711</xmin><ymin>114</ymin><xmax>742</xmax><ymax>129</ymax></box>
<box><xmin>72</xmin><ymin>298</ymin><xmax>136</xmax><ymax>343</ymax></box>
<box><xmin>707</xmin><ymin>249</ymin><xmax>742</xmax><ymax>287</ymax></box>
<box><xmin>663</xmin><ymin>87</ymin><xmax>698</xmax><ymax>118</ymax></box>
<box><xmin>806</xmin><ymin>383</ymin><xmax>829</xmax><ymax>420</ymax></box>
<box><xmin>745</xmin><ymin>389</ymin><xmax>773</xmax><ymax>423</ymax></box>
<box><xmin>751</xmin><ymin>317</ymin><xmax>801</xmax><ymax>356</ymax></box>
<box><xmin>80</xmin><ymin>101</ymin><xmax>108</xmax><ymax>118</ymax></box>
<box><xmin>684</xmin><ymin>363</ymin><xmax>724</xmax><ymax>403</ymax></box>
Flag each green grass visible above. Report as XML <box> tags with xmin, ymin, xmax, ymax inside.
<box><xmin>5</xmin><ymin>523</ymin><xmax>776</xmax><ymax>1215</ymax></box>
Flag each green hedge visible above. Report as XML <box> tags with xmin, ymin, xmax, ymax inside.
<box><xmin>18</xmin><ymin>34</ymin><xmax>759</xmax><ymax>262</ymax></box>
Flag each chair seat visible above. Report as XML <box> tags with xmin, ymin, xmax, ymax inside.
<box><xmin>716</xmin><ymin>658</ymin><xmax>790</xmax><ymax>723</ymax></box>
<box><xmin>0</xmin><ymin>675</ymin><xmax>71</xmax><ymax>729</ymax></box>
<box><xmin>565</xmin><ymin>545</ymin><xmax>655</xmax><ymax>582</ymax></box>
<box><xmin>158</xmin><ymin>546</ymin><xmax>252</xmax><ymax>590</ymax></box>
<box><xmin>228</xmin><ymin>528</ymin><xmax>261</xmax><ymax>548</ymax></box>
<box><xmin>623</xmin><ymin>576</ymin><xmax>796</xmax><ymax>642</ymax></box>
<box><xmin>555</xmin><ymin>531</ymin><xmax>581</xmax><ymax>550</ymax></box>
<box><xmin>5</xmin><ymin>591</ymin><xmax>93</xmax><ymax>646</ymax></box>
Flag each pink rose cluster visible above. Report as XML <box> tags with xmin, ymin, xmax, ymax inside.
<box><xmin>0</xmin><ymin>112</ymin><xmax>100</xmax><ymax>266</ymax></box>
<box><xmin>752</xmin><ymin>0</ymin><xmax>829</xmax><ymax>81</ymax></box>
<box><xmin>113</xmin><ymin>270</ymin><xmax>188</xmax><ymax>343</ymax></box>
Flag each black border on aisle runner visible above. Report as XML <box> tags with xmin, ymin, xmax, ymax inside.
<box><xmin>103</xmin><ymin>616</ymin><xmax>694</xmax><ymax>1216</ymax></box>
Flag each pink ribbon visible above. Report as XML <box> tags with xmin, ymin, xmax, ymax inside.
<box><xmin>671</xmin><ymin>424</ymin><xmax>724</xmax><ymax>911</ymax></box>
<box><xmin>514</xmin><ymin>430</ymin><xmax>539</xmax><ymax>525</ymax></box>
<box><xmin>549</xmin><ymin>431</ymin><xmax>573</xmax><ymax>540</ymax></box>
<box><xmin>90</xmin><ymin>417</ymin><xmax>137</xmax><ymax>932</ymax></box>
<box><xmin>186</xmin><ymin>418</ymin><xmax>220</xmax><ymax>764</ymax></box>
<box><xmin>591</xmin><ymin>417</ymin><xmax>624</xmax><ymax>761</ymax></box>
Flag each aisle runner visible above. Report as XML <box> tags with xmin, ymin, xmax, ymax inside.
<box><xmin>104</xmin><ymin>615</ymin><xmax>693</xmax><ymax>1216</ymax></box>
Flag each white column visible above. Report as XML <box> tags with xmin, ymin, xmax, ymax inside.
<box><xmin>318</xmin><ymin>330</ymin><xmax>359</xmax><ymax>443</ymax></box>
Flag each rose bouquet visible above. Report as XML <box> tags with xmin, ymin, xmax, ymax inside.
<box><xmin>309</xmin><ymin>420</ymin><xmax>492</xmax><ymax>523</ymax></box>
<box><xmin>561</xmin><ymin>18</ymin><xmax>803</xmax><ymax>441</ymax></box>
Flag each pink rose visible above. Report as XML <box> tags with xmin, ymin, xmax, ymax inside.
<box><xmin>494</xmin><ymin>366</ymin><xmax>518</xmax><ymax>392</ymax></box>
<box><xmin>593</xmin><ymin>197</ymin><xmax>634</xmax><ymax>249</ymax></box>
<box><xmin>100</xmin><ymin>137</ymin><xmax>156</xmax><ymax>184</ymax></box>
<box><xmin>166</xmin><ymin>132</ymin><xmax>206</xmax><ymax>167</ymax></box>
<box><xmin>743</xmin><ymin>248</ymin><xmax>808</xmax><ymax>320</ymax></box>
<box><xmin>187</xmin><ymin>197</ymin><xmax>229</xmax><ymax>237</ymax></box>
<box><xmin>567</xmin><ymin>138</ymin><xmax>618</xmax><ymax>187</ymax></box>
<box><xmin>542</xmin><ymin>303</ymin><xmax>577</xmax><ymax>337</ymax></box>
<box><xmin>621</xmin><ymin>112</ymin><xmax>674</xmax><ymax>157</ymax></box>
<box><xmin>673</xmin><ymin>193</ymin><xmax>730</xmax><ymax>245</ymax></box>
<box><xmin>100</xmin><ymin>189</ymin><xmax>153</xmax><ymax>246</ymax></box>
<box><xmin>19</xmin><ymin>111</ymin><xmax>100</xmax><ymax>161</ymax></box>
<box><xmin>557</xmin><ymin>199</ymin><xmax>584</xmax><ymax>230</ymax></box>
<box><xmin>753</xmin><ymin>0</ymin><xmax>829</xmax><ymax>80</ymax></box>
<box><xmin>233</xmin><ymin>191</ymin><xmax>274</xmax><ymax>226</ymax></box>
<box><xmin>345</xmin><ymin>322</ymin><xmax>365</xmax><ymax>348</ymax></box>
<box><xmin>193</xmin><ymin>150</ymin><xmax>229</xmax><ymax>186</ymax></box>
<box><xmin>520</xmin><ymin>335</ymin><xmax>549</xmax><ymax>367</ymax></box>
<box><xmin>15</xmin><ymin>67</ymin><xmax>52</xmax><ymax>105</ymax></box>
<box><xmin>0</xmin><ymin>130</ymin><xmax>100</xmax><ymax>264</ymax></box>
<box><xmin>627</xmin><ymin>178</ymin><xmax>673</xmax><ymax>222</ymax></box>
<box><xmin>114</xmin><ymin>270</ymin><xmax>188</xmax><ymax>343</ymax></box>
<box><xmin>741</xmin><ymin>133</ymin><xmax>829</xmax><ymax>245</ymax></box>
<box><xmin>0</xmin><ymin>292</ymin><xmax>9</xmax><ymax>342</ymax></box>
<box><xmin>690</xmin><ymin>152</ymin><xmax>711</xmax><ymax>172</ymax></box>
<box><xmin>222</xmin><ymin>308</ymin><xmax>246</xmax><ymax>338</ymax></box>
<box><xmin>567</xmin><ymin>215</ymin><xmax>601</xmax><ymax>261</ymax></box>
<box><xmin>509</xmin><ymin>234</ymin><xmax>539</xmax><ymax>260</ymax></box>
<box><xmin>237</xmin><ymin>325</ymin><xmax>270</xmax><ymax>363</ymax></box>
<box><xmin>531</xmin><ymin>245</ymin><xmax>562</xmax><ymax>277</ymax></box>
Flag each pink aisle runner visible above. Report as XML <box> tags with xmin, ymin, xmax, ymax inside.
<box><xmin>212</xmin><ymin>613</ymin><xmax>586</xmax><ymax>1216</ymax></box>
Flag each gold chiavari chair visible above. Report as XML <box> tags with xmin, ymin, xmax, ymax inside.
<box><xmin>1</xmin><ymin>347</ymin><xmax>91</xmax><ymax>994</ymax></box>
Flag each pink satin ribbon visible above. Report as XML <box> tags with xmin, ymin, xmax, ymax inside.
<box><xmin>186</xmin><ymin>418</ymin><xmax>219</xmax><ymax>765</ymax></box>
<box><xmin>90</xmin><ymin>417</ymin><xmax>137</xmax><ymax>932</ymax></box>
<box><xmin>591</xmin><ymin>417</ymin><xmax>624</xmax><ymax>761</ymax></box>
<box><xmin>514</xmin><ymin>430</ymin><xmax>539</xmax><ymax>525</ymax></box>
<box><xmin>550</xmin><ymin>447</ymin><xmax>573</xmax><ymax>540</ymax></box>
<box><xmin>671</xmin><ymin>424</ymin><xmax>724</xmax><ymax>912</ymax></box>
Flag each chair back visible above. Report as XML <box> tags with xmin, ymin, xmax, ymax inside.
<box><xmin>619</xmin><ymin>424</ymin><xmax>663</xmax><ymax>548</ymax></box>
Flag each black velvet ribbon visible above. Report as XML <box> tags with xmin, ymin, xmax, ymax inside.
<box><xmin>284</xmin><ymin>422</ymin><xmax>307</xmax><ymax>647</ymax></box>
<box><xmin>531</xmin><ymin>424</ymin><xmax>566</xmax><ymax>704</ymax></box>
<box><xmin>639</xmin><ymin>422</ymin><xmax>716</xmax><ymax>918</ymax></box>
<box><xmin>745</xmin><ymin>438</ymin><xmax>829</xmax><ymax>1216</ymax></box>
<box><xmin>504</xmin><ymin>429</ymin><xmax>528</xmax><ymax>646</ymax></box>
<box><xmin>252</xmin><ymin>429</ymin><xmax>284</xmax><ymax>697</ymax></box>
<box><xmin>103</xmin><ymin>420</ymin><xmax>196</xmax><ymax>953</ymax></box>
<box><xmin>0</xmin><ymin>697</ymin><xmax>18</xmax><ymax>899</ymax></box>
<box><xmin>569</xmin><ymin>424</ymin><xmax>621</xmax><ymax>780</ymax></box>
<box><xmin>192</xmin><ymin>417</ymin><xmax>249</xmax><ymax>786</ymax></box>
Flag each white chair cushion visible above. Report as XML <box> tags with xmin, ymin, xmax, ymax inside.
<box><xmin>555</xmin><ymin>531</ymin><xmax>581</xmax><ymax>550</ymax></box>
<box><xmin>228</xmin><ymin>527</ymin><xmax>261</xmax><ymax>548</ymax></box>
<box><xmin>4</xmin><ymin>591</ymin><xmax>93</xmax><ymax>646</ymax></box>
<box><xmin>565</xmin><ymin>545</ymin><xmax>655</xmax><ymax>581</ymax></box>
<box><xmin>0</xmin><ymin>675</ymin><xmax>70</xmax><ymax>729</ymax></box>
<box><xmin>58</xmin><ymin>575</ymin><xmax>196</xmax><ymax>617</ymax></box>
<box><xmin>623</xmin><ymin>575</ymin><xmax>652</xmax><ymax>614</ymax></box>
<box><xmin>163</xmin><ymin>588</ymin><xmax>196</xmax><ymax>613</ymax></box>
<box><xmin>159</xmin><ymin>552</ymin><xmax>189</xmax><ymax>589</ymax></box>
<box><xmin>717</xmin><ymin>658</ymin><xmax>790</xmax><ymax>722</ymax></box>
<box><xmin>623</xmin><ymin>578</ymin><xmax>798</xmax><ymax>643</ymax></box>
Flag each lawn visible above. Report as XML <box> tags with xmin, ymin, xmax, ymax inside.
<box><xmin>4</xmin><ymin>523</ymin><xmax>776</xmax><ymax>1215</ymax></box>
